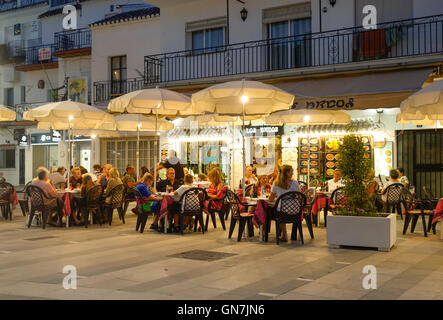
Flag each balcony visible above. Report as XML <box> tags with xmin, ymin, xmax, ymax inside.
<box><xmin>144</xmin><ymin>14</ymin><xmax>443</xmax><ymax>85</ymax></box>
<box><xmin>0</xmin><ymin>40</ymin><xmax>26</xmax><ymax>65</ymax></box>
<box><xmin>15</xmin><ymin>43</ymin><xmax>58</xmax><ymax>71</ymax></box>
<box><xmin>53</xmin><ymin>28</ymin><xmax>92</xmax><ymax>58</ymax></box>
<box><xmin>93</xmin><ymin>78</ymin><xmax>145</xmax><ymax>104</ymax></box>
<box><xmin>0</xmin><ymin>0</ymin><xmax>48</xmax><ymax>12</ymax></box>
<box><xmin>50</xmin><ymin>0</ymin><xmax>73</xmax><ymax>7</ymax></box>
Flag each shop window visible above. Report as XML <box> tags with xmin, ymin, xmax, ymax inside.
<box><xmin>0</xmin><ymin>148</ymin><xmax>15</xmax><ymax>168</ymax></box>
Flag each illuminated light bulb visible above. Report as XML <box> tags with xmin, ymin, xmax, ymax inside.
<box><xmin>240</xmin><ymin>95</ymin><xmax>248</xmax><ymax>104</ymax></box>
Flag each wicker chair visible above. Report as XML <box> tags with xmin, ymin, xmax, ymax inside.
<box><xmin>26</xmin><ymin>185</ymin><xmax>60</xmax><ymax>229</ymax></box>
<box><xmin>102</xmin><ymin>184</ymin><xmax>125</xmax><ymax>226</ymax></box>
<box><xmin>265</xmin><ymin>191</ymin><xmax>306</xmax><ymax>245</ymax></box>
<box><xmin>83</xmin><ymin>185</ymin><xmax>103</xmax><ymax>228</ymax></box>
<box><xmin>205</xmin><ymin>188</ymin><xmax>228</xmax><ymax>231</ymax></box>
<box><xmin>176</xmin><ymin>187</ymin><xmax>207</xmax><ymax>235</ymax></box>
<box><xmin>300</xmin><ymin>187</ymin><xmax>315</xmax><ymax>239</ymax></box>
<box><xmin>327</xmin><ymin>187</ymin><xmax>346</xmax><ymax>227</ymax></box>
<box><xmin>382</xmin><ymin>183</ymin><xmax>405</xmax><ymax>219</ymax></box>
<box><xmin>422</xmin><ymin>186</ymin><xmax>439</xmax><ymax>233</ymax></box>
<box><xmin>0</xmin><ymin>182</ymin><xmax>14</xmax><ymax>220</ymax></box>
<box><xmin>133</xmin><ymin>187</ymin><xmax>159</xmax><ymax>233</ymax></box>
<box><xmin>16</xmin><ymin>181</ymin><xmax>32</xmax><ymax>217</ymax></box>
<box><xmin>227</xmin><ymin>189</ymin><xmax>255</xmax><ymax>242</ymax></box>
<box><xmin>122</xmin><ymin>185</ymin><xmax>136</xmax><ymax>216</ymax></box>
<box><xmin>401</xmin><ymin>188</ymin><xmax>435</xmax><ymax>237</ymax></box>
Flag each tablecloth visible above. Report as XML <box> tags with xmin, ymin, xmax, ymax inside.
<box><xmin>432</xmin><ymin>198</ymin><xmax>443</xmax><ymax>224</ymax></box>
<box><xmin>311</xmin><ymin>193</ymin><xmax>331</xmax><ymax>216</ymax></box>
<box><xmin>62</xmin><ymin>193</ymin><xmax>72</xmax><ymax>216</ymax></box>
<box><xmin>10</xmin><ymin>189</ymin><xmax>18</xmax><ymax>210</ymax></box>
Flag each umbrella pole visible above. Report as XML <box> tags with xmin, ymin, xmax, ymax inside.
<box><xmin>154</xmin><ymin>108</ymin><xmax>158</xmax><ymax>193</ymax></box>
<box><xmin>136</xmin><ymin>126</ymin><xmax>140</xmax><ymax>182</ymax></box>
<box><xmin>242</xmin><ymin>106</ymin><xmax>246</xmax><ymax>196</ymax></box>
<box><xmin>307</xmin><ymin>124</ymin><xmax>310</xmax><ymax>187</ymax></box>
<box><xmin>231</xmin><ymin>121</ymin><xmax>235</xmax><ymax>190</ymax></box>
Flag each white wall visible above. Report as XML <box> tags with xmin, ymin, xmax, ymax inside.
<box><xmin>91</xmin><ymin>16</ymin><xmax>160</xmax><ymax>89</ymax></box>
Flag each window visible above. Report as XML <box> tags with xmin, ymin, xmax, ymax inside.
<box><xmin>21</xmin><ymin>86</ymin><xmax>26</xmax><ymax>104</ymax></box>
<box><xmin>102</xmin><ymin>138</ymin><xmax>158</xmax><ymax>175</ymax></box>
<box><xmin>5</xmin><ymin>88</ymin><xmax>14</xmax><ymax>107</ymax></box>
<box><xmin>110</xmin><ymin>56</ymin><xmax>127</xmax><ymax>95</ymax></box>
<box><xmin>268</xmin><ymin>17</ymin><xmax>312</xmax><ymax>69</ymax></box>
<box><xmin>0</xmin><ymin>148</ymin><xmax>15</xmax><ymax>168</ymax></box>
<box><xmin>192</xmin><ymin>27</ymin><xmax>224</xmax><ymax>54</ymax></box>
<box><xmin>186</xmin><ymin>17</ymin><xmax>226</xmax><ymax>54</ymax></box>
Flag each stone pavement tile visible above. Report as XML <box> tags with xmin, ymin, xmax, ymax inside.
<box><xmin>166</xmin><ymin>285</ymin><xmax>229</xmax><ymax>299</ymax></box>
<box><xmin>273</xmin><ymin>292</ymin><xmax>329</xmax><ymax>300</ymax></box>
<box><xmin>79</xmin><ymin>277</ymin><xmax>141</xmax><ymax>290</ymax></box>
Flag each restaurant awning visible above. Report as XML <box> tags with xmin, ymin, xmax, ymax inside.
<box><xmin>272</xmin><ymin>67</ymin><xmax>433</xmax><ymax>110</ymax></box>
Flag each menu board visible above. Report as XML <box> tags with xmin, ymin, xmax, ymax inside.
<box><xmin>298</xmin><ymin>135</ymin><xmax>373</xmax><ymax>179</ymax></box>
<box><xmin>299</xmin><ymin>138</ymin><xmax>321</xmax><ymax>176</ymax></box>
<box><xmin>374</xmin><ymin>141</ymin><xmax>393</xmax><ymax>176</ymax></box>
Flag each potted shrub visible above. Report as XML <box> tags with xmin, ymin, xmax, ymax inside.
<box><xmin>326</xmin><ymin>134</ymin><xmax>396</xmax><ymax>252</ymax></box>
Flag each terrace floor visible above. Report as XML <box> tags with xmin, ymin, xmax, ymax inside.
<box><xmin>0</xmin><ymin>205</ymin><xmax>442</xmax><ymax>300</ymax></box>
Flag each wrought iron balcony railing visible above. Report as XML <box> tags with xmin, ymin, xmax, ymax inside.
<box><xmin>0</xmin><ymin>0</ymin><xmax>48</xmax><ymax>12</ymax></box>
<box><xmin>20</xmin><ymin>43</ymin><xmax>58</xmax><ymax>65</ymax></box>
<box><xmin>54</xmin><ymin>28</ymin><xmax>91</xmax><ymax>52</ymax></box>
<box><xmin>93</xmin><ymin>78</ymin><xmax>145</xmax><ymax>104</ymax></box>
<box><xmin>144</xmin><ymin>14</ymin><xmax>443</xmax><ymax>85</ymax></box>
<box><xmin>7</xmin><ymin>40</ymin><xmax>25</xmax><ymax>58</ymax></box>
<box><xmin>50</xmin><ymin>0</ymin><xmax>73</xmax><ymax>7</ymax></box>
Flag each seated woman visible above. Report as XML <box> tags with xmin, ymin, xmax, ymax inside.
<box><xmin>268</xmin><ymin>165</ymin><xmax>301</xmax><ymax>243</ymax></box>
<box><xmin>103</xmin><ymin>168</ymin><xmax>123</xmax><ymax>204</ymax></box>
<box><xmin>207</xmin><ymin>168</ymin><xmax>227</xmax><ymax>211</ymax></box>
<box><xmin>249</xmin><ymin>175</ymin><xmax>272</xmax><ymax>197</ymax></box>
<box><xmin>136</xmin><ymin>173</ymin><xmax>162</xmax><ymax>231</ymax></box>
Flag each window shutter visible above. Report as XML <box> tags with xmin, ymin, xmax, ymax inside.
<box><xmin>185</xmin><ymin>16</ymin><xmax>227</xmax><ymax>33</ymax></box>
<box><xmin>262</xmin><ymin>2</ymin><xmax>311</xmax><ymax>24</ymax></box>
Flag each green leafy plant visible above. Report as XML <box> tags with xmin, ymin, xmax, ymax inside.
<box><xmin>336</xmin><ymin>134</ymin><xmax>378</xmax><ymax>216</ymax></box>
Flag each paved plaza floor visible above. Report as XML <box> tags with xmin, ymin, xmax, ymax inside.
<box><xmin>0</xmin><ymin>205</ymin><xmax>442</xmax><ymax>300</ymax></box>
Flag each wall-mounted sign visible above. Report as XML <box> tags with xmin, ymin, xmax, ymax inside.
<box><xmin>31</xmin><ymin>131</ymin><xmax>89</xmax><ymax>145</ymax></box>
<box><xmin>293</xmin><ymin>98</ymin><xmax>355</xmax><ymax>110</ymax></box>
<box><xmin>244</xmin><ymin>125</ymin><xmax>283</xmax><ymax>136</ymax></box>
<box><xmin>38</xmin><ymin>47</ymin><xmax>51</xmax><ymax>61</ymax></box>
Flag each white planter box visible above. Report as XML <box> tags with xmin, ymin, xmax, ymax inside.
<box><xmin>326</xmin><ymin>214</ymin><xmax>397</xmax><ymax>252</ymax></box>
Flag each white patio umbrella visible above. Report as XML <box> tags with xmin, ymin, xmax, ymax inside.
<box><xmin>191</xmin><ymin>80</ymin><xmax>294</xmax><ymax>195</ymax></box>
<box><xmin>24</xmin><ymin>100</ymin><xmax>114</xmax><ymax>190</ymax></box>
<box><xmin>396</xmin><ymin>110</ymin><xmax>442</xmax><ymax>126</ymax></box>
<box><xmin>265</xmin><ymin>109</ymin><xmax>351</xmax><ymax>186</ymax></box>
<box><xmin>0</xmin><ymin>105</ymin><xmax>16</xmax><ymax>121</ymax></box>
<box><xmin>400</xmin><ymin>79</ymin><xmax>443</xmax><ymax>122</ymax></box>
<box><xmin>107</xmin><ymin>87</ymin><xmax>193</xmax><ymax>191</ymax></box>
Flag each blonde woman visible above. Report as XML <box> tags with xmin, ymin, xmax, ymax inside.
<box><xmin>103</xmin><ymin>168</ymin><xmax>123</xmax><ymax>204</ymax></box>
<box><xmin>268</xmin><ymin>165</ymin><xmax>300</xmax><ymax>242</ymax></box>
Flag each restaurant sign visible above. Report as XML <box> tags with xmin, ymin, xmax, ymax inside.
<box><xmin>244</xmin><ymin>125</ymin><xmax>283</xmax><ymax>136</ymax></box>
<box><xmin>31</xmin><ymin>131</ymin><xmax>89</xmax><ymax>145</ymax></box>
<box><xmin>293</xmin><ymin>98</ymin><xmax>355</xmax><ymax>110</ymax></box>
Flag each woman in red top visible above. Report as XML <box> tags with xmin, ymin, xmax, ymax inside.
<box><xmin>207</xmin><ymin>168</ymin><xmax>226</xmax><ymax>210</ymax></box>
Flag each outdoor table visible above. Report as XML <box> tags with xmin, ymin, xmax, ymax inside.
<box><xmin>311</xmin><ymin>192</ymin><xmax>332</xmax><ymax>226</ymax></box>
<box><xmin>246</xmin><ymin>197</ymin><xmax>275</xmax><ymax>242</ymax></box>
<box><xmin>432</xmin><ymin>198</ymin><xmax>443</xmax><ymax>240</ymax></box>
<box><xmin>56</xmin><ymin>189</ymin><xmax>82</xmax><ymax>228</ymax></box>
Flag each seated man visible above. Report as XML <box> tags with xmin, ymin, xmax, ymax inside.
<box><xmin>69</xmin><ymin>167</ymin><xmax>83</xmax><ymax>188</ymax></box>
<box><xmin>32</xmin><ymin>167</ymin><xmax>66</xmax><ymax>226</ymax></box>
<box><xmin>49</xmin><ymin>166</ymin><xmax>66</xmax><ymax>189</ymax></box>
<box><xmin>328</xmin><ymin>169</ymin><xmax>343</xmax><ymax>192</ymax></box>
<box><xmin>170</xmin><ymin>174</ymin><xmax>196</xmax><ymax>232</ymax></box>
<box><xmin>157</xmin><ymin>168</ymin><xmax>182</xmax><ymax>192</ymax></box>
<box><xmin>123</xmin><ymin>165</ymin><xmax>139</xmax><ymax>196</ymax></box>
<box><xmin>98</xmin><ymin>164</ymin><xmax>112</xmax><ymax>189</ymax></box>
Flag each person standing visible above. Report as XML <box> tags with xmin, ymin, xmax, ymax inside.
<box><xmin>157</xmin><ymin>150</ymin><xmax>185</xmax><ymax>183</ymax></box>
